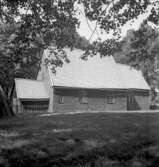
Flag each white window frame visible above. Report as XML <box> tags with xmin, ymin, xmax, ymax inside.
<box><xmin>107</xmin><ymin>96</ymin><xmax>115</xmax><ymax>104</ymax></box>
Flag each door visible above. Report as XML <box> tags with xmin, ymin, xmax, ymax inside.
<box><xmin>76</xmin><ymin>90</ymin><xmax>88</xmax><ymax>111</ymax></box>
<box><xmin>127</xmin><ymin>95</ymin><xmax>134</xmax><ymax>110</ymax></box>
<box><xmin>127</xmin><ymin>94</ymin><xmax>140</xmax><ymax>110</ymax></box>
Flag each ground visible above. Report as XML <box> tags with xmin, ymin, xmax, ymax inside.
<box><xmin>0</xmin><ymin>112</ymin><xmax>159</xmax><ymax>166</ymax></box>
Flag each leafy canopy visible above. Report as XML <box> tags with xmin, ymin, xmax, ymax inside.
<box><xmin>0</xmin><ymin>0</ymin><xmax>159</xmax><ymax>94</ymax></box>
<box><xmin>114</xmin><ymin>22</ymin><xmax>159</xmax><ymax>84</ymax></box>
<box><xmin>1</xmin><ymin>0</ymin><xmax>159</xmax><ymax>51</ymax></box>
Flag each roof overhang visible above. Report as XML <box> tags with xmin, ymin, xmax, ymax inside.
<box><xmin>53</xmin><ymin>86</ymin><xmax>150</xmax><ymax>92</ymax></box>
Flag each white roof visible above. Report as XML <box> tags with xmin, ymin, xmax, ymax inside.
<box><xmin>44</xmin><ymin>48</ymin><xmax>150</xmax><ymax>90</ymax></box>
<box><xmin>15</xmin><ymin>78</ymin><xmax>49</xmax><ymax>99</ymax></box>
<box><xmin>116</xmin><ymin>64</ymin><xmax>150</xmax><ymax>90</ymax></box>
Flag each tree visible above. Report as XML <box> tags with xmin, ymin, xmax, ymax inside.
<box><xmin>0</xmin><ymin>0</ymin><xmax>159</xmax><ymax>95</ymax></box>
<box><xmin>0</xmin><ymin>86</ymin><xmax>14</xmax><ymax>117</ymax></box>
<box><xmin>74</xmin><ymin>32</ymin><xmax>90</xmax><ymax>50</ymax></box>
<box><xmin>0</xmin><ymin>23</ymin><xmax>42</xmax><ymax>96</ymax></box>
<box><xmin>0</xmin><ymin>22</ymin><xmax>90</xmax><ymax>96</ymax></box>
<box><xmin>115</xmin><ymin>22</ymin><xmax>159</xmax><ymax>84</ymax></box>
<box><xmin>0</xmin><ymin>0</ymin><xmax>158</xmax><ymax>51</ymax></box>
<box><xmin>79</xmin><ymin>0</ymin><xmax>159</xmax><ymax>56</ymax></box>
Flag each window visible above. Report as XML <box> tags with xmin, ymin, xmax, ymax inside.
<box><xmin>59</xmin><ymin>97</ymin><xmax>64</xmax><ymax>104</ymax></box>
<box><xmin>128</xmin><ymin>96</ymin><xmax>134</xmax><ymax>103</ymax></box>
<box><xmin>80</xmin><ymin>96</ymin><xmax>88</xmax><ymax>104</ymax></box>
<box><xmin>79</xmin><ymin>90</ymin><xmax>88</xmax><ymax>104</ymax></box>
<box><xmin>107</xmin><ymin>96</ymin><xmax>115</xmax><ymax>104</ymax></box>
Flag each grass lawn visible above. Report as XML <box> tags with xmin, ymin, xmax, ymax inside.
<box><xmin>0</xmin><ymin>112</ymin><xmax>159</xmax><ymax>166</ymax></box>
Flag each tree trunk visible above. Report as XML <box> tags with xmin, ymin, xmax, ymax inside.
<box><xmin>0</xmin><ymin>86</ymin><xmax>14</xmax><ymax>118</ymax></box>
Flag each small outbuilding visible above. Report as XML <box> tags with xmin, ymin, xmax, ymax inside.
<box><xmin>12</xmin><ymin>79</ymin><xmax>49</xmax><ymax>112</ymax></box>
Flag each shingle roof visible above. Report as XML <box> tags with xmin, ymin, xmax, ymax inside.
<box><xmin>45</xmin><ymin>48</ymin><xmax>150</xmax><ymax>90</ymax></box>
<box><xmin>15</xmin><ymin>78</ymin><xmax>49</xmax><ymax>99</ymax></box>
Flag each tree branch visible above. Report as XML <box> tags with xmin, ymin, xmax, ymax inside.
<box><xmin>87</xmin><ymin>2</ymin><xmax>114</xmax><ymax>42</ymax></box>
<box><xmin>76</xmin><ymin>7</ymin><xmax>94</xmax><ymax>33</ymax></box>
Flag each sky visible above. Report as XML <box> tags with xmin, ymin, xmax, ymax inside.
<box><xmin>76</xmin><ymin>4</ymin><xmax>154</xmax><ymax>42</ymax></box>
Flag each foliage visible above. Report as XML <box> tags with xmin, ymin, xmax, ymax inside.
<box><xmin>0</xmin><ymin>24</ymin><xmax>42</xmax><ymax>95</ymax></box>
<box><xmin>74</xmin><ymin>32</ymin><xmax>89</xmax><ymax>50</ymax></box>
<box><xmin>114</xmin><ymin>22</ymin><xmax>159</xmax><ymax>84</ymax></box>
<box><xmin>0</xmin><ymin>0</ymin><xmax>158</xmax><ymax>54</ymax></box>
<box><xmin>0</xmin><ymin>25</ymin><xmax>89</xmax><ymax>96</ymax></box>
<box><xmin>0</xmin><ymin>0</ymin><xmax>159</xmax><ymax>95</ymax></box>
<box><xmin>81</xmin><ymin>38</ymin><xmax>119</xmax><ymax>60</ymax></box>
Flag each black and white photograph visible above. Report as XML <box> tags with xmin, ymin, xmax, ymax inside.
<box><xmin>0</xmin><ymin>0</ymin><xmax>159</xmax><ymax>166</ymax></box>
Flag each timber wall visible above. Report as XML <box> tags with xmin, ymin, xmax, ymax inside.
<box><xmin>53</xmin><ymin>88</ymin><xmax>149</xmax><ymax>112</ymax></box>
